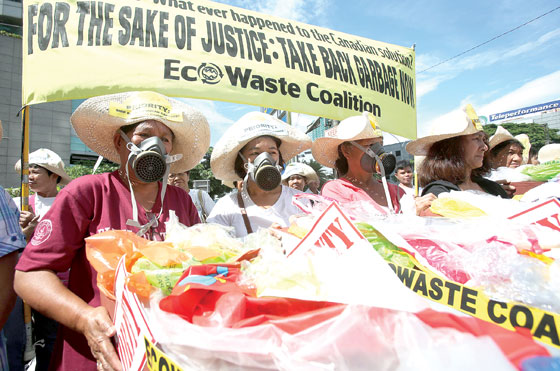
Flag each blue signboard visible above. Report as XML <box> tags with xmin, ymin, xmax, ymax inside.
<box><xmin>489</xmin><ymin>100</ymin><xmax>560</xmax><ymax>122</ymax></box>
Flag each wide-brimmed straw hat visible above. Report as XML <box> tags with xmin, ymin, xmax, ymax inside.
<box><xmin>538</xmin><ymin>143</ymin><xmax>560</xmax><ymax>163</ymax></box>
<box><xmin>71</xmin><ymin>91</ymin><xmax>210</xmax><ymax>172</ymax></box>
<box><xmin>311</xmin><ymin>112</ymin><xmax>383</xmax><ymax>168</ymax></box>
<box><xmin>281</xmin><ymin>162</ymin><xmax>319</xmax><ymax>184</ymax></box>
<box><xmin>489</xmin><ymin>126</ymin><xmax>519</xmax><ymax>150</ymax></box>
<box><xmin>15</xmin><ymin>148</ymin><xmax>72</xmax><ymax>185</ymax></box>
<box><xmin>211</xmin><ymin>112</ymin><xmax>311</xmax><ymax>182</ymax></box>
<box><xmin>406</xmin><ymin>104</ymin><xmax>484</xmax><ymax>156</ymax></box>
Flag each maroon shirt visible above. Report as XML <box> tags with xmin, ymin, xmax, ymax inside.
<box><xmin>16</xmin><ymin>171</ymin><xmax>199</xmax><ymax>371</ymax></box>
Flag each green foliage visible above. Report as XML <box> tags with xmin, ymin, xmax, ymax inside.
<box><xmin>483</xmin><ymin>122</ymin><xmax>560</xmax><ymax>150</ymax></box>
<box><xmin>5</xmin><ymin>188</ymin><xmax>20</xmax><ymax>198</ymax></box>
<box><xmin>302</xmin><ymin>159</ymin><xmax>334</xmax><ymax>186</ymax></box>
<box><xmin>188</xmin><ymin>147</ymin><xmax>231</xmax><ymax>199</ymax></box>
<box><xmin>0</xmin><ymin>30</ymin><xmax>21</xmax><ymax>39</ymax></box>
<box><xmin>65</xmin><ymin>162</ymin><xmax>119</xmax><ymax>179</ymax></box>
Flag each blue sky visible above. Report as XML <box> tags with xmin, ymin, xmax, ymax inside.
<box><xmin>179</xmin><ymin>0</ymin><xmax>560</xmax><ymax>145</ymax></box>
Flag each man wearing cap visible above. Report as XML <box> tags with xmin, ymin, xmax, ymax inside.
<box><xmin>6</xmin><ymin>149</ymin><xmax>71</xmax><ymax>371</ymax></box>
<box><xmin>207</xmin><ymin>112</ymin><xmax>311</xmax><ymax>238</ymax></box>
<box><xmin>14</xmin><ymin>92</ymin><xmax>209</xmax><ymax>371</ymax></box>
<box><xmin>0</xmin><ymin>121</ymin><xmax>27</xmax><ymax>371</ymax></box>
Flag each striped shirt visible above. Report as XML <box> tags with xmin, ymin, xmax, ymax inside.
<box><xmin>0</xmin><ymin>186</ymin><xmax>26</xmax><ymax>257</ymax></box>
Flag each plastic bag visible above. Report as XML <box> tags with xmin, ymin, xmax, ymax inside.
<box><xmin>521</xmin><ymin>161</ymin><xmax>560</xmax><ymax>181</ymax></box>
<box><xmin>149</xmin><ymin>289</ymin><xmax>547</xmax><ymax>370</ymax></box>
<box><xmin>355</xmin><ymin>222</ymin><xmax>416</xmax><ymax>267</ymax></box>
<box><xmin>429</xmin><ymin>197</ymin><xmax>487</xmax><ymax>218</ymax></box>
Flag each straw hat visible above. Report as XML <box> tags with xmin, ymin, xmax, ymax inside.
<box><xmin>311</xmin><ymin>112</ymin><xmax>383</xmax><ymax>168</ymax></box>
<box><xmin>406</xmin><ymin>104</ymin><xmax>484</xmax><ymax>156</ymax></box>
<box><xmin>281</xmin><ymin>162</ymin><xmax>319</xmax><ymax>184</ymax></box>
<box><xmin>538</xmin><ymin>143</ymin><xmax>560</xmax><ymax>163</ymax></box>
<box><xmin>210</xmin><ymin>112</ymin><xmax>311</xmax><ymax>182</ymax></box>
<box><xmin>489</xmin><ymin>126</ymin><xmax>517</xmax><ymax>150</ymax></box>
<box><xmin>71</xmin><ymin>91</ymin><xmax>210</xmax><ymax>172</ymax></box>
<box><xmin>15</xmin><ymin>148</ymin><xmax>72</xmax><ymax>185</ymax></box>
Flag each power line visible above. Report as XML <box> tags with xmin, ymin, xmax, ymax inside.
<box><xmin>418</xmin><ymin>6</ymin><xmax>560</xmax><ymax>74</ymax></box>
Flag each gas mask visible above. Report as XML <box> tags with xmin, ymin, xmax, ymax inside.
<box><xmin>119</xmin><ymin>130</ymin><xmax>182</xmax><ymax>236</ymax></box>
<box><xmin>351</xmin><ymin>141</ymin><xmax>396</xmax><ymax>175</ymax></box>
<box><xmin>241</xmin><ymin>152</ymin><xmax>282</xmax><ymax>191</ymax></box>
<box><xmin>120</xmin><ymin>131</ymin><xmax>182</xmax><ymax>183</ymax></box>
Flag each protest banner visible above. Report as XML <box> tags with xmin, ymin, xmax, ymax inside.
<box><xmin>22</xmin><ymin>0</ymin><xmax>417</xmax><ymax>138</ymax></box>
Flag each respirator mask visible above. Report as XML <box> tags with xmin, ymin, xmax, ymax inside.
<box><xmin>351</xmin><ymin>141</ymin><xmax>396</xmax><ymax>175</ymax></box>
<box><xmin>240</xmin><ymin>152</ymin><xmax>282</xmax><ymax>191</ymax></box>
<box><xmin>119</xmin><ymin>130</ymin><xmax>182</xmax><ymax>236</ymax></box>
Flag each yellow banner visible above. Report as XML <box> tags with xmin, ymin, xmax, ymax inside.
<box><xmin>22</xmin><ymin>0</ymin><xmax>417</xmax><ymax>139</ymax></box>
<box><xmin>388</xmin><ymin>263</ymin><xmax>560</xmax><ymax>349</ymax></box>
<box><xmin>144</xmin><ymin>336</ymin><xmax>184</xmax><ymax>371</ymax></box>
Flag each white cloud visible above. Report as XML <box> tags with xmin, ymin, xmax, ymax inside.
<box><xmin>421</xmin><ymin>70</ymin><xmax>560</xmax><ymax>137</ymax></box>
<box><xmin>176</xmin><ymin>98</ymin><xmax>235</xmax><ymax>145</ymax></box>
<box><xmin>416</xmin><ymin>28</ymin><xmax>560</xmax><ymax>99</ymax></box>
<box><xmin>218</xmin><ymin>0</ymin><xmax>330</xmax><ymax>24</ymax></box>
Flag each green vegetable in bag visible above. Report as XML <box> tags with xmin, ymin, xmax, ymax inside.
<box><xmin>521</xmin><ymin>161</ymin><xmax>560</xmax><ymax>181</ymax></box>
<box><xmin>131</xmin><ymin>258</ymin><xmax>186</xmax><ymax>295</ymax></box>
<box><xmin>355</xmin><ymin>222</ymin><xmax>415</xmax><ymax>268</ymax></box>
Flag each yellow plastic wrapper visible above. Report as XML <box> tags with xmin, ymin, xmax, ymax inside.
<box><xmin>429</xmin><ymin>197</ymin><xmax>487</xmax><ymax>218</ymax></box>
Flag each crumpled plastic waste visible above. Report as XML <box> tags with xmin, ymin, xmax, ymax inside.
<box><xmin>521</xmin><ymin>161</ymin><xmax>560</xmax><ymax>182</ymax></box>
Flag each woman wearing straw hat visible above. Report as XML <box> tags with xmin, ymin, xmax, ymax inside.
<box><xmin>487</xmin><ymin>126</ymin><xmax>524</xmax><ymax>169</ymax></box>
<box><xmin>312</xmin><ymin>112</ymin><xmax>413</xmax><ymax>213</ymax></box>
<box><xmin>281</xmin><ymin>162</ymin><xmax>320</xmax><ymax>192</ymax></box>
<box><xmin>406</xmin><ymin>107</ymin><xmax>508</xmax><ymax>198</ymax></box>
<box><xmin>14</xmin><ymin>91</ymin><xmax>209</xmax><ymax>371</ymax></box>
<box><xmin>208</xmin><ymin>112</ymin><xmax>311</xmax><ymax>238</ymax></box>
<box><xmin>0</xmin><ymin>121</ymin><xmax>27</xmax><ymax>371</ymax></box>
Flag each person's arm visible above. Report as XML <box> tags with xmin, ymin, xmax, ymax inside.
<box><xmin>14</xmin><ymin>269</ymin><xmax>122</xmax><ymax>370</ymax></box>
<box><xmin>0</xmin><ymin>251</ymin><xmax>18</xmax><ymax>329</ymax></box>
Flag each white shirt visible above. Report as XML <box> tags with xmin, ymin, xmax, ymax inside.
<box><xmin>207</xmin><ymin>185</ymin><xmax>304</xmax><ymax>238</ymax></box>
<box><xmin>398</xmin><ymin>183</ymin><xmax>415</xmax><ymax>196</ymax></box>
<box><xmin>14</xmin><ymin>194</ymin><xmax>56</xmax><ymax>220</ymax></box>
<box><xmin>188</xmin><ymin>189</ymin><xmax>215</xmax><ymax>221</ymax></box>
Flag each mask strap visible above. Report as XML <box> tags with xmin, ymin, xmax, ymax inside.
<box><xmin>350</xmin><ymin>141</ymin><xmax>394</xmax><ymax>213</ymax></box>
<box><xmin>120</xmin><ymin>129</ymin><xmax>171</xmax><ymax>236</ymax></box>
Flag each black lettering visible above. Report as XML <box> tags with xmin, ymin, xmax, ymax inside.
<box><xmin>38</xmin><ymin>3</ymin><xmax>53</xmax><ymax>51</ymax></box>
<box><xmin>131</xmin><ymin>7</ymin><xmax>145</xmax><ymax>46</ymax></box>
<box><xmin>412</xmin><ymin>272</ymin><xmax>428</xmax><ymax>296</ymax></box>
<box><xmin>174</xmin><ymin>15</ymin><xmax>195</xmax><ymax>50</ymax></box>
<box><xmin>510</xmin><ymin>305</ymin><xmax>534</xmax><ymax>330</ymax></box>
<box><xmin>444</xmin><ymin>281</ymin><xmax>460</xmax><ymax>306</ymax></box>
<box><xmin>460</xmin><ymin>287</ymin><xmax>477</xmax><ymax>315</ymax></box>
<box><xmin>487</xmin><ymin>300</ymin><xmax>507</xmax><ymax>324</ymax></box>
<box><xmin>534</xmin><ymin>314</ymin><xmax>560</xmax><ymax>346</ymax></box>
<box><xmin>428</xmin><ymin>277</ymin><xmax>443</xmax><ymax>300</ymax></box>
<box><xmin>145</xmin><ymin>10</ymin><xmax>158</xmax><ymax>47</ymax></box>
<box><xmin>27</xmin><ymin>4</ymin><xmax>38</xmax><ymax>54</ymax></box>
<box><xmin>118</xmin><ymin>6</ymin><xmax>131</xmax><ymax>45</ymax></box>
<box><xmin>164</xmin><ymin>59</ymin><xmax>180</xmax><ymax>80</ymax></box>
<box><xmin>51</xmin><ymin>2</ymin><xmax>70</xmax><ymax>48</ymax></box>
<box><xmin>158</xmin><ymin>12</ymin><xmax>168</xmax><ymax>48</ymax></box>
<box><xmin>225</xmin><ymin>66</ymin><xmax>251</xmax><ymax>88</ymax></box>
<box><xmin>159</xmin><ymin>357</ymin><xmax>170</xmax><ymax>371</ymax></box>
<box><xmin>396</xmin><ymin>266</ymin><xmax>416</xmax><ymax>288</ymax></box>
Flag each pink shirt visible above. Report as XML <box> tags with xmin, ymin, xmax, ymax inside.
<box><xmin>321</xmin><ymin>178</ymin><xmax>405</xmax><ymax>213</ymax></box>
<box><xmin>16</xmin><ymin>171</ymin><xmax>199</xmax><ymax>371</ymax></box>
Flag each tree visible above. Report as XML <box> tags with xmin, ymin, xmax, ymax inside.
<box><xmin>303</xmin><ymin>159</ymin><xmax>334</xmax><ymax>186</ymax></box>
<box><xmin>188</xmin><ymin>147</ymin><xmax>231</xmax><ymax>199</ymax></box>
<box><xmin>483</xmin><ymin>123</ymin><xmax>560</xmax><ymax>150</ymax></box>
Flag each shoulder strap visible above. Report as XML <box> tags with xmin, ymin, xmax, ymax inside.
<box><xmin>197</xmin><ymin>189</ymin><xmax>207</xmax><ymax>222</ymax></box>
<box><xmin>236</xmin><ymin>190</ymin><xmax>253</xmax><ymax>235</ymax></box>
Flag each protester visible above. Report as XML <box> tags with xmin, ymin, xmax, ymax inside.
<box><xmin>488</xmin><ymin>126</ymin><xmax>524</xmax><ymax>169</ymax></box>
<box><xmin>529</xmin><ymin>146</ymin><xmax>540</xmax><ymax>165</ymax></box>
<box><xmin>14</xmin><ymin>91</ymin><xmax>209</xmax><ymax>371</ymax></box>
<box><xmin>312</xmin><ymin>112</ymin><xmax>412</xmax><ymax>213</ymax></box>
<box><xmin>0</xmin><ymin>121</ymin><xmax>27</xmax><ymax>371</ymax></box>
<box><xmin>207</xmin><ymin>112</ymin><xmax>311</xmax><ymax>238</ymax></box>
<box><xmin>168</xmin><ymin>170</ymin><xmax>215</xmax><ymax>222</ymax></box>
<box><xmin>394</xmin><ymin>160</ymin><xmax>415</xmax><ymax>195</ymax></box>
<box><xmin>407</xmin><ymin>108</ymin><xmax>508</xmax><ymax>198</ymax></box>
<box><xmin>538</xmin><ymin>143</ymin><xmax>560</xmax><ymax>164</ymax></box>
<box><xmin>281</xmin><ymin>162</ymin><xmax>320</xmax><ymax>192</ymax></box>
<box><xmin>7</xmin><ymin>149</ymin><xmax>71</xmax><ymax>371</ymax></box>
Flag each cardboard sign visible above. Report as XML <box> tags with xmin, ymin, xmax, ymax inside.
<box><xmin>113</xmin><ymin>257</ymin><xmax>156</xmax><ymax>371</ymax></box>
<box><xmin>287</xmin><ymin>201</ymin><xmax>365</xmax><ymax>257</ymax></box>
<box><xmin>509</xmin><ymin>198</ymin><xmax>560</xmax><ymax>232</ymax></box>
